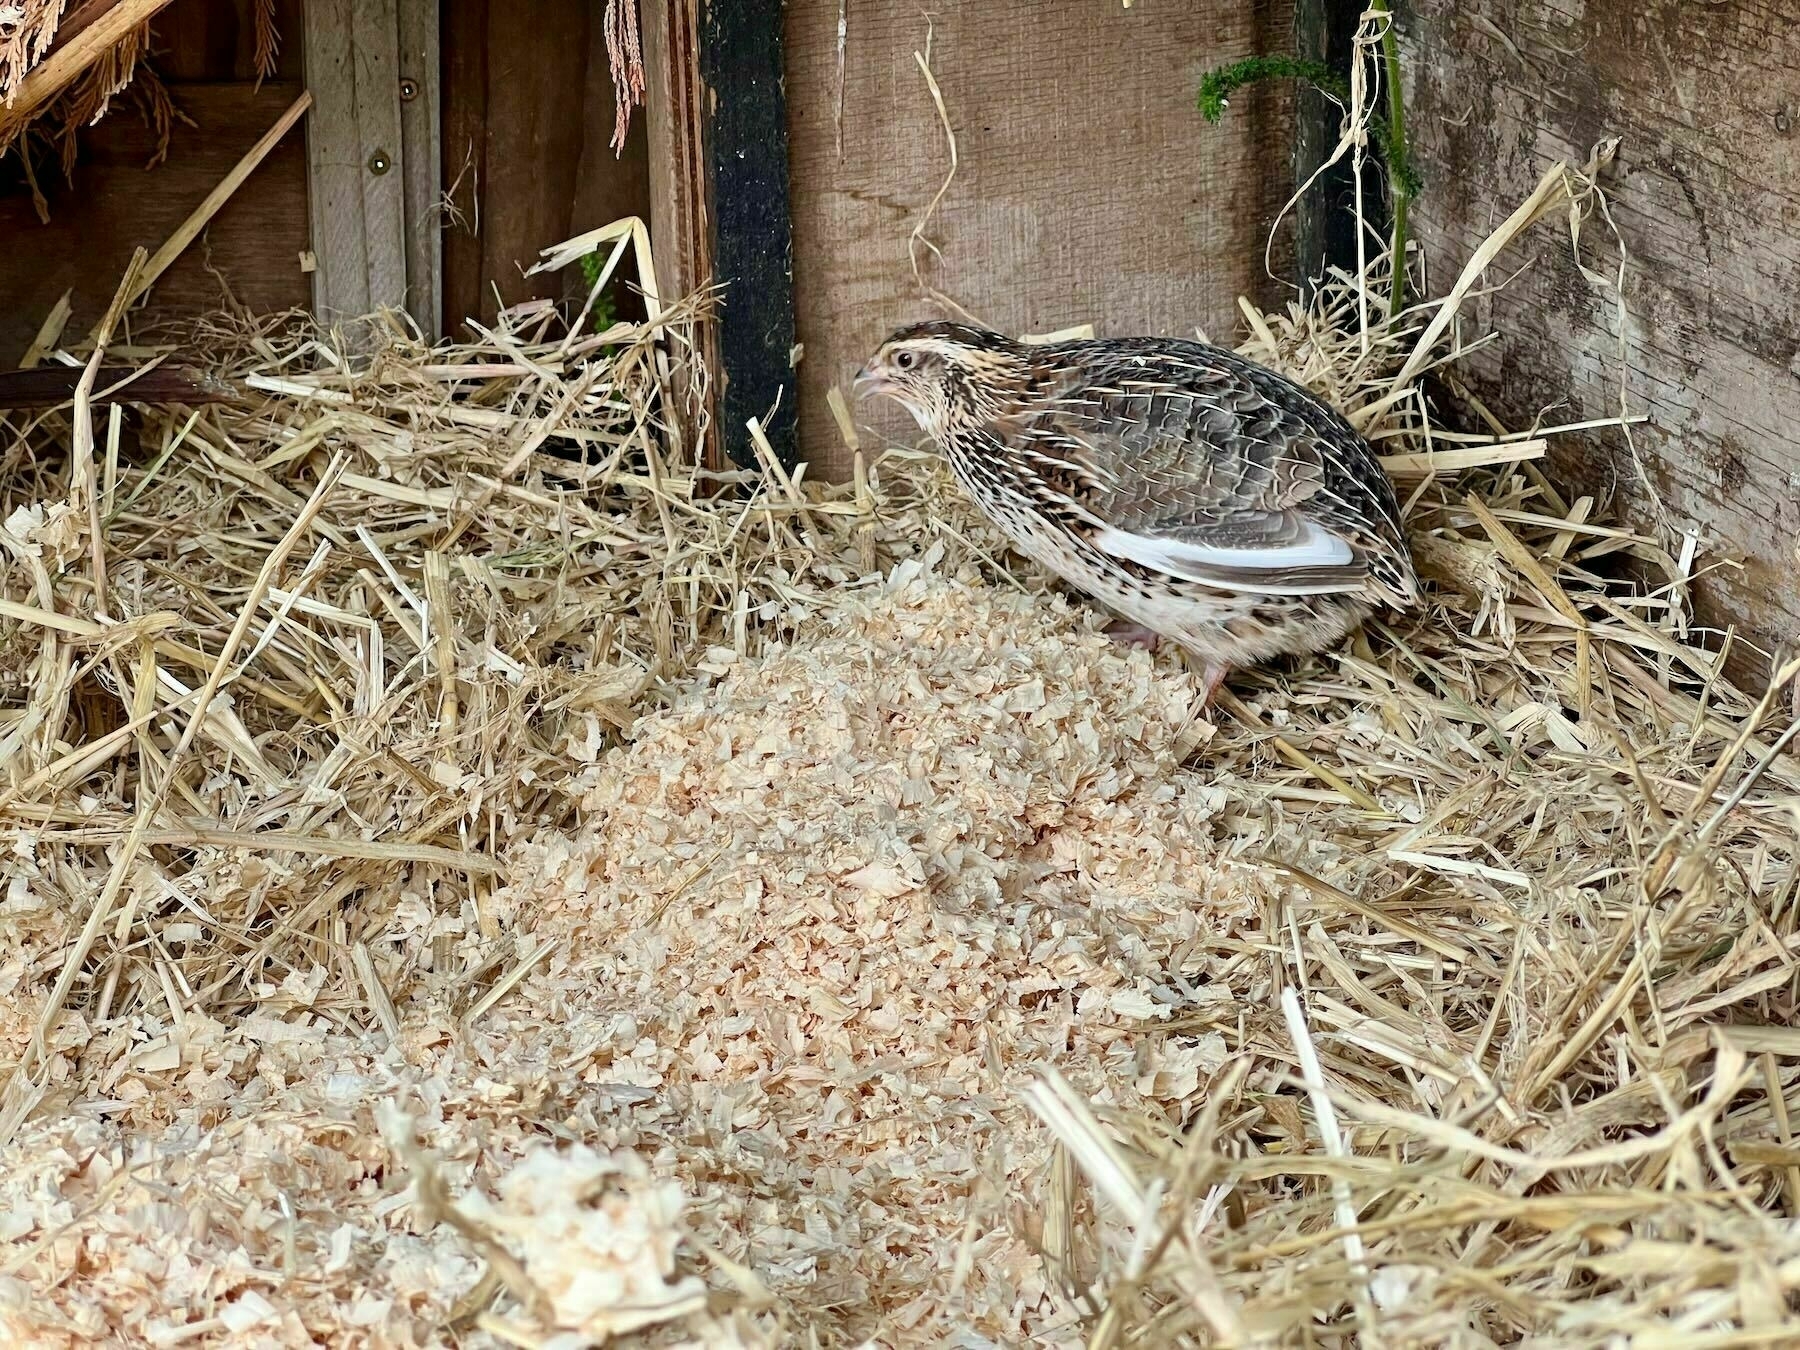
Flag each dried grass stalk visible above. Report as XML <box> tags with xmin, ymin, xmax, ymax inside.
<box><xmin>0</xmin><ymin>180</ymin><xmax>1795</xmax><ymax>1348</ymax></box>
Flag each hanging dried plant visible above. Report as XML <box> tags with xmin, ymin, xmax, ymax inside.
<box><xmin>252</xmin><ymin>0</ymin><xmax>280</xmax><ymax>86</ymax></box>
<box><xmin>0</xmin><ymin>0</ymin><xmax>68</xmax><ymax>100</ymax></box>
<box><xmin>46</xmin><ymin>17</ymin><xmax>152</xmax><ymax>169</ymax></box>
<box><xmin>5</xmin><ymin>16</ymin><xmax>194</xmax><ymax>222</ymax></box>
<box><xmin>603</xmin><ymin>0</ymin><xmax>644</xmax><ymax>156</ymax></box>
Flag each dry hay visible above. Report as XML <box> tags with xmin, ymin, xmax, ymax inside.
<box><xmin>2</xmin><ymin>167</ymin><xmax>1800</xmax><ymax>1348</ymax></box>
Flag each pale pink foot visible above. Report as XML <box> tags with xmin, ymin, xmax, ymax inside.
<box><xmin>1199</xmin><ymin>662</ymin><xmax>1230</xmax><ymax>707</ymax></box>
<box><xmin>1102</xmin><ymin>618</ymin><xmax>1161</xmax><ymax>651</ymax></box>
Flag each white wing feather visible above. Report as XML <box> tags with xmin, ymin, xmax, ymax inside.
<box><xmin>1092</xmin><ymin>521</ymin><xmax>1358</xmax><ymax>595</ymax></box>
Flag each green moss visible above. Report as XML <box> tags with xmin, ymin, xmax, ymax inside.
<box><xmin>1197</xmin><ymin>55</ymin><xmax>1345</xmax><ymax>124</ymax></box>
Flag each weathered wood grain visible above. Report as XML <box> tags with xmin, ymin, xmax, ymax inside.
<box><xmin>1402</xmin><ymin>0</ymin><xmax>1800</xmax><ymax>677</ymax></box>
<box><xmin>439</xmin><ymin>0</ymin><xmax>488</xmax><ymax>328</ymax></box>
<box><xmin>783</xmin><ymin>0</ymin><xmax>1296</xmax><ymax>479</ymax></box>
<box><xmin>345</xmin><ymin>0</ymin><xmax>405</xmax><ymax>316</ymax></box>
<box><xmin>302</xmin><ymin>0</ymin><xmax>406</xmax><ymax>325</ymax></box>
<box><xmin>640</xmin><ymin>0</ymin><xmax>719</xmax><ymax>468</ymax></box>
<box><xmin>154</xmin><ymin>0</ymin><xmax>304</xmax><ymax>81</ymax></box>
<box><xmin>640</xmin><ymin>0</ymin><xmax>708</xmax><ymax>310</ymax></box>
<box><xmin>440</xmin><ymin>0</ymin><xmax>651</xmax><ymax>334</ymax></box>
<box><xmin>397</xmin><ymin>0</ymin><xmax>442</xmax><ymax>337</ymax></box>
<box><xmin>0</xmin><ymin>81</ymin><xmax>310</xmax><ymax>364</ymax></box>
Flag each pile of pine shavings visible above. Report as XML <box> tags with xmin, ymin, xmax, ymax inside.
<box><xmin>473</xmin><ymin>549</ymin><xmax>1301</xmax><ymax>1343</ymax></box>
<box><xmin>0</xmin><ymin>1098</ymin><xmax>753</xmax><ymax>1348</ymax></box>
<box><xmin>0</xmin><ymin>549</ymin><xmax>1305</xmax><ymax>1350</ymax></box>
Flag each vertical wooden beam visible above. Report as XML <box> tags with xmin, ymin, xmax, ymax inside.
<box><xmin>700</xmin><ymin>0</ymin><xmax>797</xmax><ymax>472</ymax></box>
<box><xmin>1293</xmin><ymin>0</ymin><xmax>1367</xmax><ymax>296</ymax></box>
<box><xmin>303</xmin><ymin>0</ymin><xmax>408</xmax><ymax>330</ymax></box>
<box><xmin>641</xmin><ymin>0</ymin><xmax>718</xmax><ymax>468</ymax></box>
<box><xmin>397</xmin><ymin>0</ymin><xmax>442</xmax><ymax>339</ymax></box>
<box><xmin>439</xmin><ymin>0</ymin><xmax>488</xmax><ymax>332</ymax></box>
<box><xmin>643</xmin><ymin>0</ymin><xmax>797</xmax><ymax>474</ymax></box>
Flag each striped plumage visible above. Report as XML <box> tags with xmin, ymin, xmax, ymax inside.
<box><xmin>853</xmin><ymin>321</ymin><xmax>1419</xmax><ymax>700</ymax></box>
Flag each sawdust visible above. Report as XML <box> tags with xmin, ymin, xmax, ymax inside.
<box><xmin>2</xmin><ymin>180</ymin><xmax>1799</xmax><ymax>1346</ymax></box>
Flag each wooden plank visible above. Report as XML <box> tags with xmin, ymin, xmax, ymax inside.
<box><xmin>54</xmin><ymin>0</ymin><xmax>147</xmax><ymax>50</ymax></box>
<box><xmin>640</xmin><ymin>0</ymin><xmax>708</xmax><ymax>315</ymax></box>
<box><xmin>154</xmin><ymin>0</ymin><xmax>306</xmax><ymax>82</ymax></box>
<box><xmin>396</xmin><ymin>0</ymin><xmax>442</xmax><ymax>336</ymax></box>
<box><xmin>302</xmin><ymin>0</ymin><xmax>406</xmax><ymax>326</ymax></box>
<box><xmin>641</xmin><ymin>0</ymin><xmax>719</xmax><ymax>468</ymax></box>
<box><xmin>1402</xmin><ymin>0</ymin><xmax>1800</xmax><ymax>678</ymax></box>
<box><xmin>570</xmin><ymin>6</ymin><xmax>652</xmax><ymax>326</ymax></box>
<box><xmin>474</xmin><ymin>1</ymin><xmax>592</xmax><ymax>324</ymax></box>
<box><xmin>438</xmin><ymin>0</ymin><xmax>488</xmax><ymax>330</ymax></box>
<box><xmin>93</xmin><ymin>88</ymin><xmax>312</xmax><ymax>341</ymax></box>
<box><xmin>349</xmin><ymin>0</ymin><xmax>405</xmax><ymax>315</ymax></box>
<box><xmin>302</xmin><ymin>0</ymin><xmax>369</xmax><ymax>316</ymax></box>
<box><xmin>642</xmin><ymin>0</ymin><xmax>798</xmax><ymax>473</ymax></box>
<box><xmin>782</xmin><ymin>0</ymin><xmax>1296</xmax><ymax>479</ymax></box>
<box><xmin>0</xmin><ymin>364</ymin><xmax>239</xmax><ymax>409</ymax></box>
<box><xmin>699</xmin><ymin>0</ymin><xmax>797</xmax><ymax>471</ymax></box>
<box><xmin>0</xmin><ymin>81</ymin><xmax>311</xmax><ymax>365</ymax></box>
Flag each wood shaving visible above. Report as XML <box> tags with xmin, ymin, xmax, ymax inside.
<box><xmin>0</xmin><ymin>197</ymin><xmax>1797</xmax><ymax>1346</ymax></box>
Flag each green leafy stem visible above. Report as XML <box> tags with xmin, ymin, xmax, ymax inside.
<box><xmin>1198</xmin><ymin>1</ymin><xmax>1418</xmax><ymax>315</ymax></box>
<box><xmin>577</xmin><ymin>249</ymin><xmax>621</xmax><ymax>336</ymax></box>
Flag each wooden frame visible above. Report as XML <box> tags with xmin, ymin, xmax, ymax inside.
<box><xmin>642</xmin><ymin>0</ymin><xmax>797</xmax><ymax>474</ymax></box>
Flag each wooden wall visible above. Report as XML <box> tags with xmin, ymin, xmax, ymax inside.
<box><xmin>440</xmin><ymin>0</ymin><xmax>650</xmax><ymax>332</ymax></box>
<box><xmin>0</xmin><ymin>0</ymin><xmax>309</xmax><ymax>363</ymax></box>
<box><xmin>1402</xmin><ymin>0</ymin><xmax>1800</xmax><ymax>675</ymax></box>
<box><xmin>0</xmin><ymin>0</ymin><xmax>654</xmax><ymax>360</ymax></box>
<box><xmin>782</xmin><ymin>0</ymin><xmax>1298</xmax><ymax>478</ymax></box>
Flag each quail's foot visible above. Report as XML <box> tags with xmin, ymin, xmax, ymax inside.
<box><xmin>1102</xmin><ymin>618</ymin><xmax>1161</xmax><ymax>651</ymax></box>
<box><xmin>1198</xmin><ymin>663</ymin><xmax>1230</xmax><ymax>707</ymax></box>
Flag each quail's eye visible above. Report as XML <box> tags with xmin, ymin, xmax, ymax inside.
<box><xmin>896</xmin><ymin>350</ymin><xmax>917</xmax><ymax>370</ymax></box>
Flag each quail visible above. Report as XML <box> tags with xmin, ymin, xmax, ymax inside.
<box><xmin>853</xmin><ymin>321</ymin><xmax>1419</xmax><ymax>703</ymax></box>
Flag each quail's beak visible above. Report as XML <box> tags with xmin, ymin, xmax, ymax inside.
<box><xmin>851</xmin><ymin>365</ymin><xmax>886</xmax><ymax>401</ymax></box>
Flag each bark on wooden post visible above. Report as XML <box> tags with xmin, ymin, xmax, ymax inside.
<box><xmin>642</xmin><ymin>0</ymin><xmax>799</xmax><ymax>475</ymax></box>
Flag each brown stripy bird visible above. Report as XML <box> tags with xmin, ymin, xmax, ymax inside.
<box><xmin>853</xmin><ymin>321</ymin><xmax>1419</xmax><ymax>704</ymax></box>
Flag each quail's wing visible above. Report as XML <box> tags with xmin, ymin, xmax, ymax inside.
<box><xmin>1011</xmin><ymin>341</ymin><xmax>1415</xmax><ymax>603</ymax></box>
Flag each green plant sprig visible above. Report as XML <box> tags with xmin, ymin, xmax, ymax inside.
<box><xmin>577</xmin><ymin>249</ymin><xmax>620</xmax><ymax>336</ymax></box>
<box><xmin>1197</xmin><ymin>19</ymin><xmax>1419</xmax><ymax>315</ymax></box>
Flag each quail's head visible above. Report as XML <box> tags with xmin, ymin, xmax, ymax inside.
<box><xmin>853</xmin><ymin>321</ymin><xmax>1025</xmax><ymax>435</ymax></box>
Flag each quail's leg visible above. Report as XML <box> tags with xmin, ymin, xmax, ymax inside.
<box><xmin>1102</xmin><ymin>618</ymin><xmax>1161</xmax><ymax>651</ymax></box>
<box><xmin>1198</xmin><ymin>662</ymin><xmax>1230</xmax><ymax>707</ymax></box>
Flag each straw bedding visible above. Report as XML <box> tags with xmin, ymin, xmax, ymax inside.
<box><xmin>4</xmin><ymin>179</ymin><xmax>1800</xmax><ymax>1347</ymax></box>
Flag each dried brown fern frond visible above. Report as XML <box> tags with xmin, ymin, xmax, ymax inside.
<box><xmin>0</xmin><ymin>0</ymin><xmax>67</xmax><ymax>99</ymax></box>
<box><xmin>49</xmin><ymin>16</ymin><xmax>150</xmax><ymax>157</ymax></box>
<box><xmin>251</xmin><ymin>0</ymin><xmax>279</xmax><ymax>85</ymax></box>
<box><xmin>603</xmin><ymin>0</ymin><xmax>645</xmax><ymax>154</ymax></box>
<box><xmin>6</xmin><ymin>16</ymin><xmax>190</xmax><ymax>220</ymax></box>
